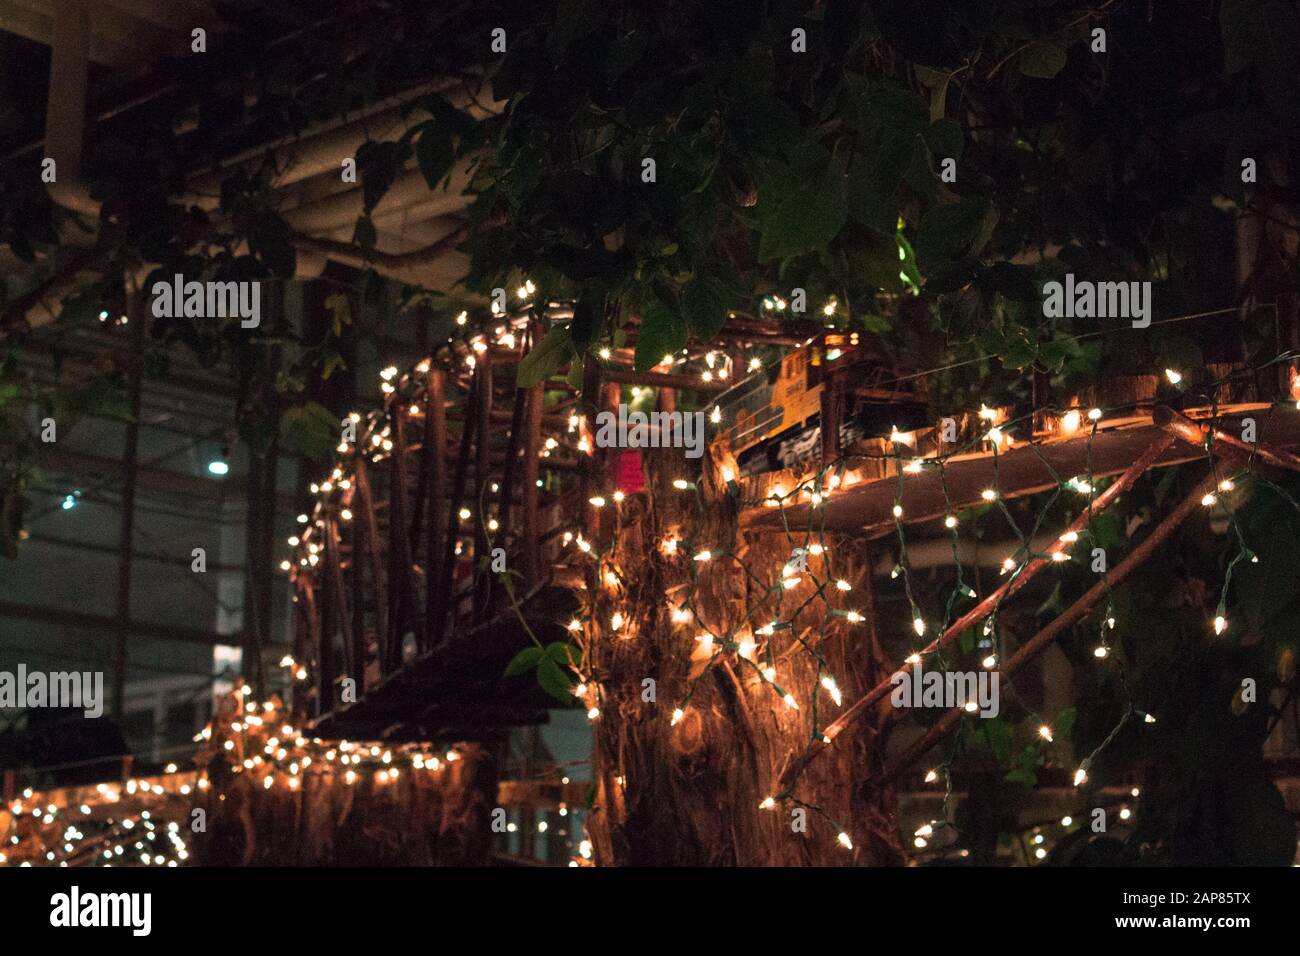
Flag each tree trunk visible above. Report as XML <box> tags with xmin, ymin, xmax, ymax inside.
<box><xmin>583</xmin><ymin>444</ymin><xmax>905</xmax><ymax>865</ymax></box>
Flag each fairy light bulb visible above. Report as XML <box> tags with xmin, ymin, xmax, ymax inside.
<box><xmin>782</xmin><ymin>693</ymin><xmax>798</xmax><ymax>710</ymax></box>
<box><xmin>837</xmin><ymin>832</ymin><xmax>853</xmax><ymax>850</ymax></box>
<box><xmin>1213</xmin><ymin>615</ymin><xmax>1227</xmax><ymax>635</ymax></box>
<box><xmin>759</xmin><ymin>796</ymin><xmax>776</xmax><ymax>810</ymax></box>
<box><xmin>1073</xmin><ymin>767</ymin><xmax>1088</xmax><ymax>787</ymax></box>
<box><xmin>835</xmin><ymin>579</ymin><xmax>851</xmax><ymax>591</ymax></box>
<box><xmin>981</xmin><ymin>489</ymin><xmax>998</xmax><ymax>501</ymax></box>
<box><xmin>944</xmin><ymin>515</ymin><xmax>958</xmax><ymax>529</ymax></box>
<box><xmin>610</xmin><ymin>612</ymin><xmax>624</xmax><ymax>631</ymax></box>
<box><xmin>1164</xmin><ymin>368</ymin><xmax>1182</xmax><ymax>385</ymax></box>
<box><xmin>1038</xmin><ymin>725</ymin><xmax>1053</xmax><ymax>742</ymax></box>
<box><xmin>1060</xmin><ymin>410</ymin><xmax>1081</xmax><ymax>434</ymax></box>
<box><xmin>671</xmin><ymin>708</ymin><xmax>684</xmax><ymax>726</ymax></box>
<box><xmin>821</xmin><ymin>676</ymin><xmax>842</xmax><ymax>705</ymax></box>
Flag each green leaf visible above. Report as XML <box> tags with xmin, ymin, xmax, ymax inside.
<box><xmin>914</xmin><ymin>65</ymin><xmax>951</xmax><ymax>122</ymax></box>
<box><xmin>1054</xmin><ymin>706</ymin><xmax>1077</xmax><ymax>740</ymax></box>
<box><xmin>249</xmin><ymin>211</ymin><xmax>297</xmax><ymax>278</ymax></box>
<box><xmin>416</xmin><ymin>125</ymin><xmax>455</xmax><ymax>189</ymax></box>
<box><xmin>355</xmin><ymin>139</ymin><xmax>405</xmax><ymax>212</ymax></box>
<box><xmin>924</xmin><ymin>117</ymin><xmax>964</xmax><ymax>161</ymax></box>
<box><xmin>570</xmin><ymin>299</ymin><xmax>599</xmax><ymax>348</ymax></box>
<box><xmin>544</xmin><ymin>641</ymin><xmax>582</xmax><ymax>668</ymax></box>
<box><xmin>279</xmin><ymin>402</ymin><xmax>338</xmax><ymax>460</ymax></box>
<box><xmin>634</xmin><ymin>297</ymin><xmax>687</xmax><ymax>372</ymax></box>
<box><xmin>757</xmin><ymin>150</ymin><xmax>848</xmax><ymax>261</ymax></box>
<box><xmin>324</xmin><ymin>292</ymin><xmax>352</xmax><ymax>338</ymax></box>
<box><xmin>682</xmin><ymin>275</ymin><xmax>729</xmax><ymax>341</ymax></box>
<box><xmin>517</xmin><ymin>325</ymin><xmax>573</xmax><ymax>387</ymax></box>
<box><xmin>537</xmin><ymin>657</ymin><xmax>576</xmax><ymax>704</ymax></box>
<box><xmin>352</xmin><ymin>215</ymin><xmax>376</xmax><ymax>250</ymax></box>
<box><xmin>504</xmin><ymin>646</ymin><xmax>544</xmax><ymax>677</ymax></box>
<box><xmin>1019</xmin><ymin>41</ymin><xmax>1067</xmax><ymax>79</ymax></box>
<box><xmin>915</xmin><ymin>196</ymin><xmax>997</xmax><ymax>271</ymax></box>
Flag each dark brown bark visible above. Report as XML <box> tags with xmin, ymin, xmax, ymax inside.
<box><xmin>583</xmin><ymin>445</ymin><xmax>904</xmax><ymax>865</ymax></box>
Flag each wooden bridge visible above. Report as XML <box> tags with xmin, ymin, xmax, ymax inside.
<box><xmin>285</xmin><ymin>304</ymin><xmax>1300</xmax><ymax>752</ymax></box>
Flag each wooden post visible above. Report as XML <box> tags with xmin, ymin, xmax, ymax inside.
<box><xmin>494</xmin><ymin>384</ymin><xmax>528</xmax><ymax>612</ymax></box>
<box><xmin>348</xmin><ymin>503</ymin><xmax>366</xmax><ymax>691</ymax></box>
<box><xmin>819</xmin><ymin>370</ymin><xmax>840</xmax><ymax>468</ymax></box>
<box><xmin>389</xmin><ymin>406</ymin><xmax>415</xmax><ymax>669</ymax></box>
<box><xmin>301</xmin><ymin>580</ymin><xmax>324</xmax><ymax>718</ymax></box>
<box><xmin>521</xmin><ymin>382</ymin><xmax>543</xmax><ymax>588</ymax></box>
<box><xmin>424</xmin><ymin>369</ymin><xmax>447</xmax><ymax>648</ymax></box>
<box><xmin>353</xmin><ymin>457</ymin><xmax>387</xmax><ymax>670</ymax></box>
<box><xmin>439</xmin><ymin>371</ymin><xmax>478</xmax><ymax>641</ymax></box>
<box><xmin>291</xmin><ymin>582</ymin><xmax>309</xmax><ymax>721</ymax></box>
<box><xmin>323</xmin><ymin>516</ymin><xmax>353</xmax><ymax>699</ymax></box>
<box><xmin>474</xmin><ymin>350</ymin><xmax>494</xmax><ymax>622</ymax></box>
<box><xmin>579</xmin><ymin>356</ymin><xmax>603</xmax><ymax>535</ymax></box>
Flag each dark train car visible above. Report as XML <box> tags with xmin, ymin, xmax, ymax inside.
<box><xmin>715</xmin><ymin>331</ymin><xmax>928</xmax><ymax>477</ymax></box>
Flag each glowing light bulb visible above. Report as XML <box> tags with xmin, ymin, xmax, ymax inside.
<box><xmin>671</xmin><ymin>708</ymin><xmax>684</xmax><ymax>726</ymax></box>
<box><xmin>1164</xmin><ymin>368</ymin><xmax>1182</xmax><ymax>385</ymax></box>
<box><xmin>1213</xmin><ymin>615</ymin><xmax>1227</xmax><ymax>635</ymax></box>
<box><xmin>1038</xmin><ymin>725</ymin><xmax>1053</xmax><ymax>742</ymax></box>
<box><xmin>821</xmin><ymin>676</ymin><xmax>842</xmax><ymax>705</ymax></box>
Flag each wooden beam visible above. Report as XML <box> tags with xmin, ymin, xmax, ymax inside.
<box><xmin>775</xmin><ymin>434</ymin><xmax>1177</xmax><ymax>794</ymax></box>
<box><xmin>881</xmin><ymin>473</ymin><xmax>1218</xmax><ymax>783</ymax></box>
<box><xmin>746</xmin><ymin>406</ymin><xmax>1300</xmax><ymax>535</ymax></box>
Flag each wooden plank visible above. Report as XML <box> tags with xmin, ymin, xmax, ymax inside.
<box><xmin>521</xmin><ymin>382</ymin><xmax>543</xmax><ymax>587</ymax></box>
<box><xmin>745</xmin><ymin>405</ymin><xmax>1300</xmax><ymax>535</ymax></box>
<box><xmin>438</xmin><ymin>370</ymin><xmax>479</xmax><ymax>642</ymax></box>
<box><xmin>424</xmin><ymin>368</ymin><xmax>448</xmax><ymax>650</ymax></box>
<box><xmin>354</xmin><ymin>456</ymin><xmax>388</xmax><ymax>671</ymax></box>
<box><xmin>474</xmin><ymin>350</ymin><xmax>494</xmax><ymax>622</ymax></box>
<box><xmin>388</xmin><ymin>406</ymin><xmax>416</xmax><ymax>671</ymax></box>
